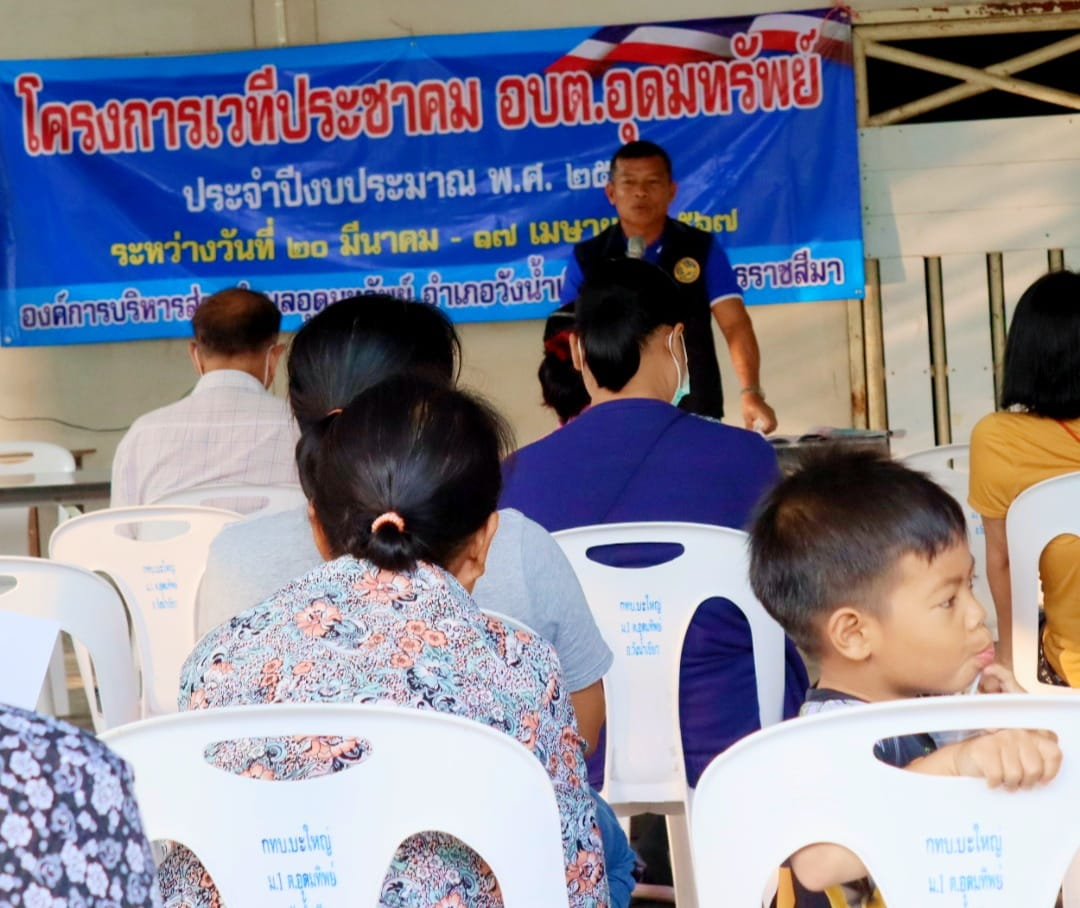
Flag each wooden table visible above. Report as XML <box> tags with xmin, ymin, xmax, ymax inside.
<box><xmin>0</xmin><ymin>470</ymin><xmax>111</xmax><ymax>507</ymax></box>
<box><xmin>0</xmin><ymin>471</ymin><xmax>111</xmax><ymax>556</ymax></box>
<box><xmin>768</xmin><ymin>430</ymin><xmax>892</xmax><ymax>474</ymax></box>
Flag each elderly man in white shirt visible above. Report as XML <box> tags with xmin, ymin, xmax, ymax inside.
<box><xmin>110</xmin><ymin>287</ymin><xmax>298</xmax><ymax>507</ymax></box>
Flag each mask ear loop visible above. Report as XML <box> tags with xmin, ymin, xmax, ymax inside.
<box><xmin>666</xmin><ymin>331</ymin><xmax>683</xmax><ymax>391</ymax></box>
<box><xmin>262</xmin><ymin>346</ymin><xmax>273</xmax><ymax>389</ymax></box>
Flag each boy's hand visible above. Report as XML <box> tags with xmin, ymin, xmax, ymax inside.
<box><xmin>978</xmin><ymin>663</ymin><xmax>1027</xmax><ymax>694</ymax></box>
<box><xmin>950</xmin><ymin>729</ymin><xmax>1061</xmax><ymax>790</ymax></box>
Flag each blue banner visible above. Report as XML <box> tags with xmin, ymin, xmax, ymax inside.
<box><xmin>0</xmin><ymin>10</ymin><xmax>862</xmax><ymax>346</ymax></box>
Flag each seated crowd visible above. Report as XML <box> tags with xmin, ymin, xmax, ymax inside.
<box><xmin>7</xmin><ymin>258</ymin><xmax>1078</xmax><ymax>907</ymax></box>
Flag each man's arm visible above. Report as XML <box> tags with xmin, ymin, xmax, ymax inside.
<box><xmin>558</xmin><ymin>255</ymin><xmax>585</xmax><ymax>306</ymax></box>
<box><xmin>711</xmin><ymin>296</ymin><xmax>777</xmax><ymax>432</ymax></box>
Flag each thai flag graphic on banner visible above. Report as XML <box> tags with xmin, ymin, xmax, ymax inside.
<box><xmin>546</xmin><ymin>11</ymin><xmax>851</xmax><ymax>74</ymax></box>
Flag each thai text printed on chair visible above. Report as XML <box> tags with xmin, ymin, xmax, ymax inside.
<box><xmin>554</xmin><ymin>522</ymin><xmax>788</xmax><ymax>908</ymax></box>
<box><xmin>49</xmin><ymin>505</ymin><xmax>240</xmax><ymax>717</ymax></box>
<box><xmin>102</xmin><ymin>702</ymin><xmax>570</xmax><ymax>908</ymax></box>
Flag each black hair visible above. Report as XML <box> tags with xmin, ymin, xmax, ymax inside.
<box><xmin>610</xmin><ymin>140</ymin><xmax>673</xmax><ymax>179</ymax></box>
<box><xmin>574</xmin><ymin>258</ymin><xmax>686</xmax><ymax>392</ymax></box>
<box><xmin>1000</xmin><ymin>270</ymin><xmax>1080</xmax><ymax>419</ymax></box>
<box><xmin>297</xmin><ymin>375</ymin><xmax>513</xmax><ymax>572</ymax></box>
<box><xmin>748</xmin><ymin>450</ymin><xmax>967</xmax><ymax>656</ymax></box>
<box><xmin>192</xmin><ymin>287</ymin><xmax>281</xmax><ymax>355</ymax></box>
<box><xmin>538</xmin><ymin>303</ymin><xmax>590</xmax><ymax>424</ymax></box>
<box><xmin>287</xmin><ymin>294</ymin><xmax>460</xmax><ymax>434</ymax></box>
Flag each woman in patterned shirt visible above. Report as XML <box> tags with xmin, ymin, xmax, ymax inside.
<box><xmin>158</xmin><ymin>375</ymin><xmax>609</xmax><ymax>908</ymax></box>
<box><xmin>0</xmin><ymin>704</ymin><xmax>162</xmax><ymax>906</ymax></box>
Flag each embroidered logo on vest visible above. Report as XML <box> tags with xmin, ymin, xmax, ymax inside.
<box><xmin>673</xmin><ymin>257</ymin><xmax>701</xmax><ymax>283</ymax></box>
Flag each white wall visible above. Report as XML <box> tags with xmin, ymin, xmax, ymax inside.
<box><xmin>0</xmin><ymin>0</ymin><xmax>854</xmax><ymax>470</ymax></box>
<box><xmin>861</xmin><ymin>114</ymin><xmax>1080</xmax><ymax>455</ymax></box>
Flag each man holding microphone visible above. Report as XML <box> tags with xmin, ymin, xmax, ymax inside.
<box><xmin>559</xmin><ymin>140</ymin><xmax>777</xmax><ymax>432</ymax></box>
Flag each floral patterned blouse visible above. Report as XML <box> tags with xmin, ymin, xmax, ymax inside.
<box><xmin>159</xmin><ymin>555</ymin><xmax>609</xmax><ymax>908</ymax></box>
<box><xmin>0</xmin><ymin>704</ymin><xmax>162</xmax><ymax>907</ymax></box>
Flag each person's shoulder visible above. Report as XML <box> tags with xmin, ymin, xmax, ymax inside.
<box><xmin>0</xmin><ymin>703</ymin><xmax>118</xmax><ymax>766</ymax></box>
<box><xmin>680</xmin><ymin>413</ymin><xmax>772</xmax><ymax>448</ymax></box>
<box><xmin>970</xmin><ymin>410</ymin><xmax>1035</xmax><ymax>446</ymax></box>
<box><xmin>210</xmin><ymin>504</ymin><xmax>306</xmax><ymax>552</ymax></box>
<box><xmin>573</xmin><ymin>221</ymin><xmax>618</xmax><ymax>255</ymax></box>
<box><xmin>494</xmin><ymin>506</ymin><xmax>528</xmax><ymax>540</ymax></box>
<box><xmin>664</xmin><ymin>217</ymin><xmax>710</xmax><ymax>241</ymax></box>
<box><xmin>126</xmin><ymin>396</ymin><xmax>190</xmax><ymax>431</ymax></box>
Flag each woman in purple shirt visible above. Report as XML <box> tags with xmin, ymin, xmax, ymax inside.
<box><xmin>502</xmin><ymin>259</ymin><xmax>808</xmax><ymax>789</ymax></box>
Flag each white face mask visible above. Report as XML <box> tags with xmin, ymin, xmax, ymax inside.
<box><xmin>667</xmin><ymin>331</ymin><xmax>690</xmax><ymax>407</ymax></box>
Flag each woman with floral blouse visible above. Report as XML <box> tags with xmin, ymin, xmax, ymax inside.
<box><xmin>0</xmin><ymin>703</ymin><xmax>162</xmax><ymax>906</ymax></box>
<box><xmin>158</xmin><ymin>375</ymin><xmax>609</xmax><ymax>908</ymax></box>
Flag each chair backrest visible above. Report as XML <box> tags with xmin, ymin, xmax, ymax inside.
<box><xmin>900</xmin><ymin>444</ymin><xmax>996</xmax><ymax>636</ymax></box>
<box><xmin>554</xmin><ymin>522</ymin><xmax>786</xmax><ymax>804</ymax></box>
<box><xmin>1006</xmin><ymin>471</ymin><xmax>1080</xmax><ymax>693</ymax></box>
<box><xmin>0</xmin><ymin>441</ymin><xmax>76</xmax><ymax>474</ymax></box>
<box><xmin>0</xmin><ymin>609</ymin><xmax>61</xmax><ymax>712</ymax></box>
<box><xmin>0</xmin><ymin>442</ymin><xmax>77</xmax><ymax>557</ymax></box>
<box><xmin>0</xmin><ymin>556</ymin><xmax>139</xmax><ymax>731</ymax></box>
<box><xmin>900</xmin><ymin>442</ymin><xmax>970</xmax><ymax>474</ymax></box>
<box><xmin>49</xmin><ymin>506</ymin><xmax>241</xmax><ymax>717</ymax></box>
<box><xmin>153</xmin><ymin>483</ymin><xmax>307</xmax><ymax>518</ymax></box>
<box><xmin>102</xmin><ymin>702</ymin><xmax>569</xmax><ymax>908</ymax></box>
<box><xmin>692</xmin><ymin>694</ymin><xmax>1080</xmax><ymax>907</ymax></box>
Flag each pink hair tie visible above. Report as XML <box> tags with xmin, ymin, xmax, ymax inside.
<box><xmin>371</xmin><ymin>511</ymin><xmax>406</xmax><ymax>534</ymax></box>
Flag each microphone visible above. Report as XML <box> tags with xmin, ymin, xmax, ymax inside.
<box><xmin>626</xmin><ymin>235</ymin><xmax>646</xmax><ymax>259</ymax></box>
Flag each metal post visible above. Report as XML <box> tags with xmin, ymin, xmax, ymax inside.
<box><xmin>863</xmin><ymin>259</ymin><xmax>888</xmax><ymax>431</ymax></box>
<box><xmin>986</xmin><ymin>252</ymin><xmax>1007</xmax><ymax>410</ymax></box>
<box><xmin>847</xmin><ymin>298</ymin><xmax>868</xmax><ymax>429</ymax></box>
<box><xmin>925</xmin><ymin>257</ymin><xmax>952</xmax><ymax>444</ymax></box>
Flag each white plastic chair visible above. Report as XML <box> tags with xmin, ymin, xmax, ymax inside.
<box><xmin>692</xmin><ymin>694</ymin><xmax>1080</xmax><ymax>907</ymax></box>
<box><xmin>0</xmin><ymin>610</ymin><xmax>61</xmax><ymax>712</ymax></box>
<box><xmin>1006</xmin><ymin>471</ymin><xmax>1080</xmax><ymax>694</ymax></box>
<box><xmin>0</xmin><ymin>556</ymin><xmax>139</xmax><ymax>731</ymax></box>
<box><xmin>554</xmin><ymin>522</ymin><xmax>788</xmax><ymax>908</ymax></box>
<box><xmin>0</xmin><ymin>441</ymin><xmax>77</xmax><ymax>551</ymax></box>
<box><xmin>101</xmin><ymin>702</ymin><xmax>569</xmax><ymax>908</ymax></box>
<box><xmin>0</xmin><ymin>442</ymin><xmax>79</xmax><ymax>712</ymax></box>
<box><xmin>153</xmin><ymin>483</ymin><xmax>307</xmax><ymax>518</ymax></box>
<box><xmin>900</xmin><ymin>442</ymin><xmax>970</xmax><ymax>474</ymax></box>
<box><xmin>49</xmin><ymin>506</ymin><xmax>241</xmax><ymax>718</ymax></box>
<box><xmin>901</xmin><ymin>444</ymin><xmax>996</xmax><ymax>636</ymax></box>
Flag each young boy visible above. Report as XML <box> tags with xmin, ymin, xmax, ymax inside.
<box><xmin>748</xmin><ymin>451</ymin><xmax>1061</xmax><ymax>899</ymax></box>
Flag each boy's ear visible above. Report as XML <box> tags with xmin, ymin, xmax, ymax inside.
<box><xmin>824</xmin><ymin>606</ymin><xmax>875</xmax><ymax>662</ymax></box>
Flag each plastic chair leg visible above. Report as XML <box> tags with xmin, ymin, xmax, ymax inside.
<box><xmin>667</xmin><ymin>811</ymin><xmax>699</xmax><ymax>908</ymax></box>
<box><xmin>45</xmin><ymin>637</ymin><xmax>71</xmax><ymax>716</ymax></box>
<box><xmin>1062</xmin><ymin>849</ymin><xmax>1080</xmax><ymax>908</ymax></box>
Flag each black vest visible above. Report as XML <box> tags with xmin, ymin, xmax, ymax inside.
<box><xmin>573</xmin><ymin>219</ymin><xmax>724</xmax><ymax>418</ymax></box>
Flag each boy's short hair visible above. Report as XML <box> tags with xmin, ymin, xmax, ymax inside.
<box><xmin>748</xmin><ymin>450</ymin><xmax>967</xmax><ymax>655</ymax></box>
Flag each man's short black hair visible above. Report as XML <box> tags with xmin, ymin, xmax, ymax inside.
<box><xmin>192</xmin><ymin>287</ymin><xmax>281</xmax><ymax>356</ymax></box>
<box><xmin>1000</xmin><ymin>269</ymin><xmax>1080</xmax><ymax>419</ymax></box>
<box><xmin>610</xmin><ymin>140</ymin><xmax>673</xmax><ymax>179</ymax></box>
<box><xmin>748</xmin><ymin>450</ymin><xmax>967</xmax><ymax>655</ymax></box>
